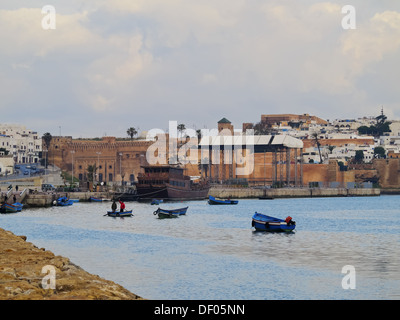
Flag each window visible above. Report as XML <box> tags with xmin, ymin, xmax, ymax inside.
<box><xmin>109</xmin><ymin>173</ymin><xmax>113</xmax><ymax>182</ymax></box>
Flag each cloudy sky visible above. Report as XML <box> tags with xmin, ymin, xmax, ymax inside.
<box><xmin>1</xmin><ymin>0</ymin><xmax>400</xmax><ymax>138</ymax></box>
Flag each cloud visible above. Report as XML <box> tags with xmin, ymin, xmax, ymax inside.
<box><xmin>0</xmin><ymin>1</ymin><xmax>399</xmax><ymax>137</ymax></box>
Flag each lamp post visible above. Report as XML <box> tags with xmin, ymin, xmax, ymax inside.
<box><xmin>96</xmin><ymin>152</ymin><xmax>101</xmax><ymax>186</ymax></box>
<box><xmin>70</xmin><ymin>150</ymin><xmax>75</xmax><ymax>188</ymax></box>
<box><xmin>119</xmin><ymin>152</ymin><xmax>123</xmax><ymax>186</ymax></box>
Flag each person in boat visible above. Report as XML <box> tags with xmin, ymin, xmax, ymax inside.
<box><xmin>111</xmin><ymin>200</ymin><xmax>117</xmax><ymax>213</ymax></box>
<box><xmin>118</xmin><ymin>199</ymin><xmax>125</xmax><ymax>212</ymax></box>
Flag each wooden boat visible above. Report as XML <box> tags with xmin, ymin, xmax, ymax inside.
<box><xmin>208</xmin><ymin>195</ymin><xmax>238</xmax><ymax>205</ymax></box>
<box><xmin>0</xmin><ymin>203</ymin><xmax>19</xmax><ymax>214</ymax></box>
<box><xmin>89</xmin><ymin>196</ymin><xmax>110</xmax><ymax>202</ymax></box>
<box><xmin>252</xmin><ymin>212</ymin><xmax>296</xmax><ymax>232</ymax></box>
<box><xmin>151</xmin><ymin>199</ymin><xmax>163</xmax><ymax>205</ymax></box>
<box><xmin>136</xmin><ymin>165</ymin><xmax>170</xmax><ymax>200</ymax></box>
<box><xmin>12</xmin><ymin>202</ymin><xmax>23</xmax><ymax>211</ymax></box>
<box><xmin>137</xmin><ymin>165</ymin><xmax>209</xmax><ymax>200</ymax></box>
<box><xmin>56</xmin><ymin>196</ymin><xmax>74</xmax><ymax>206</ymax></box>
<box><xmin>153</xmin><ymin>206</ymin><xmax>188</xmax><ymax>218</ymax></box>
<box><xmin>106</xmin><ymin>210</ymin><xmax>133</xmax><ymax>217</ymax></box>
<box><xmin>113</xmin><ymin>188</ymin><xmax>139</xmax><ymax>201</ymax></box>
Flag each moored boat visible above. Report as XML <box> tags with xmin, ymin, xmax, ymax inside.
<box><xmin>208</xmin><ymin>195</ymin><xmax>238</xmax><ymax>205</ymax></box>
<box><xmin>0</xmin><ymin>203</ymin><xmax>19</xmax><ymax>214</ymax></box>
<box><xmin>89</xmin><ymin>196</ymin><xmax>110</xmax><ymax>202</ymax></box>
<box><xmin>252</xmin><ymin>212</ymin><xmax>296</xmax><ymax>232</ymax></box>
<box><xmin>151</xmin><ymin>199</ymin><xmax>163</xmax><ymax>205</ymax></box>
<box><xmin>106</xmin><ymin>210</ymin><xmax>133</xmax><ymax>217</ymax></box>
<box><xmin>56</xmin><ymin>196</ymin><xmax>74</xmax><ymax>206</ymax></box>
<box><xmin>12</xmin><ymin>202</ymin><xmax>24</xmax><ymax>211</ymax></box>
<box><xmin>137</xmin><ymin>165</ymin><xmax>209</xmax><ymax>201</ymax></box>
<box><xmin>153</xmin><ymin>206</ymin><xmax>188</xmax><ymax>218</ymax></box>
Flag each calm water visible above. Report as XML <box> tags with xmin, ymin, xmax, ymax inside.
<box><xmin>1</xmin><ymin>195</ymin><xmax>399</xmax><ymax>300</ymax></box>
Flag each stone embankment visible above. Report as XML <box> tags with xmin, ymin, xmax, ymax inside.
<box><xmin>209</xmin><ymin>187</ymin><xmax>381</xmax><ymax>199</ymax></box>
<box><xmin>0</xmin><ymin>228</ymin><xmax>142</xmax><ymax>300</ymax></box>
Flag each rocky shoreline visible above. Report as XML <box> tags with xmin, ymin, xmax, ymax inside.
<box><xmin>0</xmin><ymin>228</ymin><xmax>143</xmax><ymax>300</ymax></box>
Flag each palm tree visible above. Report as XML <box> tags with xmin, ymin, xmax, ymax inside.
<box><xmin>127</xmin><ymin>127</ymin><xmax>137</xmax><ymax>140</ymax></box>
<box><xmin>87</xmin><ymin>164</ymin><xmax>97</xmax><ymax>183</ymax></box>
<box><xmin>42</xmin><ymin>132</ymin><xmax>52</xmax><ymax>168</ymax></box>
<box><xmin>177</xmin><ymin>123</ymin><xmax>186</xmax><ymax>142</ymax></box>
<box><xmin>311</xmin><ymin>132</ymin><xmax>323</xmax><ymax>164</ymax></box>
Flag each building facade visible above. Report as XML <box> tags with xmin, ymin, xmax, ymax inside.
<box><xmin>0</xmin><ymin>124</ymin><xmax>42</xmax><ymax>164</ymax></box>
<box><xmin>46</xmin><ymin>136</ymin><xmax>154</xmax><ymax>186</ymax></box>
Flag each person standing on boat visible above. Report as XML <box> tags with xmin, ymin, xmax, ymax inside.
<box><xmin>111</xmin><ymin>200</ymin><xmax>117</xmax><ymax>213</ymax></box>
<box><xmin>119</xmin><ymin>199</ymin><xmax>125</xmax><ymax>212</ymax></box>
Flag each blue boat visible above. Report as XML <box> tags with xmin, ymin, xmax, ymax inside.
<box><xmin>56</xmin><ymin>196</ymin><xmax>74</xmax><ymax>206</ymax></box>
<box><xmin>0</xmin><ymin>203</ymin><xmax>19</xmax><ymax>214</ymax></box>
<box><xmin>89</xmin><ymin>196</ymin><xmax>110</xmax><ymax>202</ymax></box>
<box><xmin>151</xmin><ymin>199</ymin><xmax>163</xmax><ymax>205</ymax></box>
<box><xmin>252</xmin><ymin>212</ymin><xmax>296</xmax><ymax>232</ymax></box>
<box><xmin>208</xmin><ymin>195</ymin><xmax>238</xmax><ymax>205</ymax></box>
<box><xmin>153</xmin><ymin>206</ymin><xmax>188</xmax><ymax>218</ymax></box>
<box><xmin>12</xmin><ymin>202</ymin><xmax>23</xmax><ymax>211</ymax></box>
<box><xmin>106</xmin><ymin>210</ymin><xmax>133</xmax><ymax>217</ymax></box>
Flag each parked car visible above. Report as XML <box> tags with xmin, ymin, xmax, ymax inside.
<box><xmin>42</xmin><ymin>183</ymin><xmax>56</xmax><ymax>192</ymax></box>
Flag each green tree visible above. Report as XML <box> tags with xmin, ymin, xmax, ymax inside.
<box><xmin>374</xmin><ymin>146</ymin><xmax>386</xmax><ymax>159</ymax></box>
<box><xmin>312</xmin><ymin>133</ymin><xmax>323</xmax><ymax>163</ymax></box>
<box><xmin>42</xmin><ymin>132</ymin><xmax>52</xmax><ymax>168</ymax></box>
<box><xmin>87</xmin><ymin>164</ymin><xmax>97</xmax><ymax>183</ymax></box>
<box><xmin>127</xmin><ymin>127</ymin><xmax>137</xmax><ymax>140</ymax></box>
<box><xmin>177</xmin><ymin>123</ymin><xmax>186</xmax><ymax>141</ymax></box>
<box><xmin>354</xmin><ymin>150</ymin><xmax>364</xmax><ymax>163</ymax></box>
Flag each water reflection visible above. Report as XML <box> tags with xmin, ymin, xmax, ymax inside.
<box><xmin>0</xmin><ymin>196</ymin><xmax>399</xmax><ymax>299</ymax></box>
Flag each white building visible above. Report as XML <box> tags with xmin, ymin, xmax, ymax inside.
<box><xmin>0</xmin><ymin>124</ymin><xmax>42</xmax><ymax>164</ymax></box>
<box><xmin>0</xmin><ymin>156</ymin><xmax>14</xmax><ymax>176</ymax></box>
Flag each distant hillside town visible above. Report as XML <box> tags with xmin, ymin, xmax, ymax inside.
<box><xmin>1</xmin><ymin>109</ymin><xmax>400</xmax><ymax>191</ymax></box>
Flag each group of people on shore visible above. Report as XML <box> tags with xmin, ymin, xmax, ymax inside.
<box><xmin>111</xmin><ymin>199</ymin><xmax>125</xmax><ymax>213</ymax></box>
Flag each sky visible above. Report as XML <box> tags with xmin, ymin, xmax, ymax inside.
<box><xmin>1</xmin><ymin>0</ymin><xmax>400</xmax><ymax>138</ymax></box>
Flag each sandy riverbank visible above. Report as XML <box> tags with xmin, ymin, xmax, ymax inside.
<box><xmin>0</xmin><ymin>227</ymin><xmax>143</xmax><ymax>300</ymax></box>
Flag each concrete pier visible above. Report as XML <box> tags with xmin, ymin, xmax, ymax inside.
<box><xmin>209</xmin><ymin>187</ymin><xmax>381</xmax><ymax>199</ymax></box>
<box><xmin>23</xmin><ymin>191</ymin><xmax>113</xmax><ymax>207</ymax></box>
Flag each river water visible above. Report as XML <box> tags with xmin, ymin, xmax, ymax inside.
<box><xmin>1</xmin><ymin>195</ymin><xmax>399</xmax><ymax>300</ymax></box>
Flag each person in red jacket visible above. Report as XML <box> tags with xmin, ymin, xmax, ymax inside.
<box><xmin>119</xmin><ymin>199</ymin><xmax>125</xmax><ymax>212</ymax></box>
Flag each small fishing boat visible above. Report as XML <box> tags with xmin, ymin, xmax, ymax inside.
<box><xmin>208</xmin><ymin>195</ymin><xmax>238</xmax><ymax>205</ymax></box>
<box><xmin>106</xmin><ymin>210</ymin><xmax>133</xmax><ymax>217</ymax></box>
<box><xmin>0</xmin><ymin>203</ymin><xmax>19</xmax><ymax>214</ymax></box>
<box><xmin>56</xmin><ymin>196</ymin><xmax>74</xmax><ymax>206</ymax></box>
<box><xmin>89</xmin><ymin>196</ymin><xmax>110</xmax><ymax>202</ymax></box>
<box><xmin>151</xmin><ymin>199</ymin><xmax>163</xmax><ymax>205</ymax></box>
<box><xmin>12</xmin><ymin>202</ymin><xmax>23</xmax><ymax>211</ymax></box>
<box><xmin>252</xmin><ymin>212</ymin><xmax>296</xmax><ymax>232</ymax></box>
<box><xmin>153</xmin><ymin>206</ymin><xmax>188</xmax><ymax>218</ymax></box>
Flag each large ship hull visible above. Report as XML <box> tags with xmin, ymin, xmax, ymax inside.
<box><xmin>166</xmin><ymin>184</ymin><xmax>210</xmax><ymax>201</ymax></box>
<box><xmin>136</xmin><ymin>186</ymin><xmax>168</xmax><ymax>200</ymax></box>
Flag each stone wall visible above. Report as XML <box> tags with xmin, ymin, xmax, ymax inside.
<box><xmin>0</xmin><ymin>228</ymin><xmax>142</xmax><ymax>300</ymax></box>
